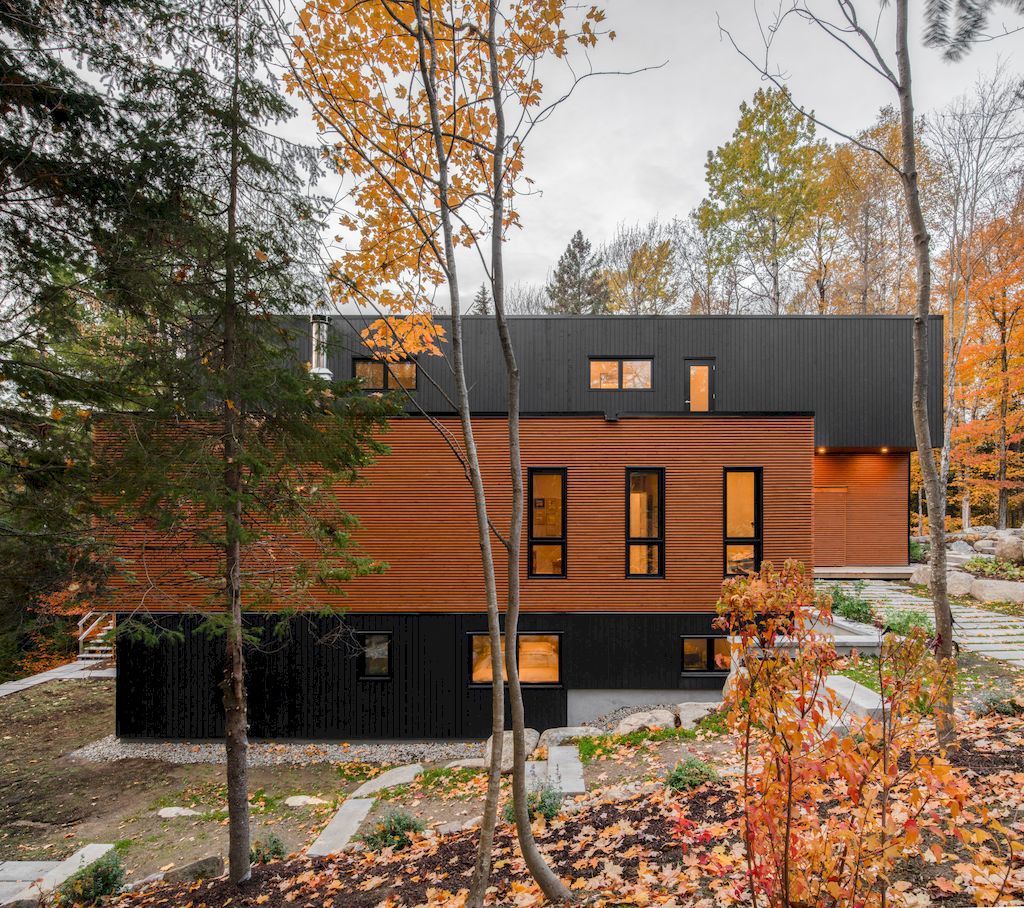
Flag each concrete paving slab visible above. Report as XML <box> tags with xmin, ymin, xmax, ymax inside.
<box><xmin>306</xmin><ymin>798</ymin><xmax>374</xmax><ymax>857</ymax></box>
<box><xmin>547</xmin><ymin>745</ymin><xmax>586</xmax><ymax>794</ymax></box>
<box><xmin>7</xmin><ymin>845</ymin><xmax>113</xmax><ymax>905</ymax></box>
<box><xmin>0</xmin><ymin>863</ymin><xmax>57</xmax><ymax>883</ymax></box>
<box><xmin>351</xmin><ymin>763</ymin><xmax>422</xmax><ymax>797</ymax></box>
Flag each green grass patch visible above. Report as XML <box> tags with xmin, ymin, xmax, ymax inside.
<box><xmin>882</xmin><ymin>609</ymin><xmax>934</xmax><ymax>636</ymax></box>
<box><xmin>377</xmin><ymin>766</ymin><xmax>485</xmax><ymax>801</ymax></box>
<box><xmin>575</xmin><ymin>725</ymin><xmax>696</xmax><ymax>763</ymax></box>
<box><xmin>695</xmin><ymin>709</ymin><xmax>729</xmax><ymax>736</ymax></box>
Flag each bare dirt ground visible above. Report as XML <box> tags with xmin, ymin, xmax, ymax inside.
<box><xmin>0</xmin><ymin>681</ymin><xmax>376</xmax><ymax>879</ymax></box>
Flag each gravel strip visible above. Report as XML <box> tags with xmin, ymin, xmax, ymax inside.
<box><xmin>71</xmin><ymin>735</ymin><xmax>484</xmax><ymax>766</ymax></box>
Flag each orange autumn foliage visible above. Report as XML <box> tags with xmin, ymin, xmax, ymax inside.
<box><xmin>716</xmin><ymin>561</ymin><xmax>967</xmax><ymax>908</ymax></box>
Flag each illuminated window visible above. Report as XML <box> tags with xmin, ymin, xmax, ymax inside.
<box><xmin>589</xmin><ymin>358</ymin><xmax>652</xmax><ymax>390</ymax></box>
<box><xmin>681</xmin><ymin>637</ymin><xmax>730</xmax><ymax>673</ymax></box>
<box><xmin>358</xmin><ymin>632</ymin><xmax>391</xmax><ymax>679</ymax></box>
<box><xmin>354</xmin><ymin>358</ymin><xmax>417</xmax><ymax>391</ymax></box>
<box><xmin>470</xmin><ymin>633</ymin><xmax>560</xmax><ymax>684</ymax></box>
<box><xmin>528</xmin><ymin>469</ymin><xmax>566</xmax><ymax>577</ymax></box>
<box><xmin>627</xmin><ymin>468</ymin><xmax>664</xmax><ymax>577</ymax></box>
<box><xmin>685</xmin><ymin>358</ymin><xmax>714</xmax><ymax>412</ymax></box>
<box><xmin>724</xmin><ymin>468</ymin><xmax>762</xmax><ymax>576</ymax></box>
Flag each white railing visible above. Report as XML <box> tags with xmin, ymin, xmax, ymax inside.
<box><xmin>77</xmin><ymin>612</ymin><xmax>112</xmax><ymax>656</ymax></box>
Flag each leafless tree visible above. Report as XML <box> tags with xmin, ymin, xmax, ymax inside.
<box><xmin>600</xmin><ymin>218</ymin><xmax>682</xmax><ymax>314</ymax></box>
<box><xmin>505</xmin><ymin>281</ymin><xmax>551</xmax><ymax>314</ymax></box>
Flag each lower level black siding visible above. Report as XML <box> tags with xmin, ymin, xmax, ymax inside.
<box><xmin>116</xmin><ymin>612</ymin><xmax>724</xmax><ymax>740</ymax></box>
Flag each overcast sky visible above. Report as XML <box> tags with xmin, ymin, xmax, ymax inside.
<box><xmin>289</xmin><ymin>1</ymin><xmax>1021</xmax><ymax>310</ymax></box>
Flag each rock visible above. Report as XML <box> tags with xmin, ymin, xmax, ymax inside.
<box><xmin>909</xmin><ymin>564</ymin><xmax>931</xmax><ymax>586</ymax></box>
<box><xmin>156</xmin><ymin>806</ymin><xmax>199</xmax><ymax>818</ymax></box>
<box><xmin>994</xmin><ymin>538</ymin><xmax>1024</xmax><ymax>564</ymax></box>
<box><xmin>948</xmin><ymin>540</ymin><xmax>974</xmax><ymax>555</ymax></box>
<box><xmin>613</xmin><ymin>708</ymin><xmax>676</xmax><ymax>736</ymax></box>
<box><xmin>462</xmin><ymin>815</ymin><xmax>483</xmax><ymax>830</ymax></box>
<box><xmin>676</xmin><ymin>703</ymin><xmax>715</xmax><ymax>730</ymax></box>
<box><xmin>446</xmin><ymin>757</ymin><xmax>487</xmax><ymax>769</ymax></box>
<box><xmin>484</xmin><ymin>729</ymin><xmax>539</xmax><ymax>774</ymax></box>
<box><xmin>436</xmin><ymin>821</ymin><xmax>464</xmax><ymax>835</ymax></box>
<box><xmin>537</xmin><ymin>726</ymin><xmax>603</xmax><ymax>749</ymax></box>
<box><xmin>164</xmin><ymin>856</ymin><xmax>224</xmax><ymax>884</ymax></box>
<box><xmin>122</xmin><ymin>872</ymin><xmax>165</xmax><ymax>893</ymax></box>
<box><xmin>284</xmin><ymin>795</ymin><xmax>327</xmax><ymax>808</ymax></box>
<box><xmin>946</xmin><ymin>570</ymin><xmax>975</xmax><ymax>597</ymax></box>
<box><xmin>971</xmin><ymin>578</ymin><xmax>1024</xmax><ymax>605</ymax></box>
<box><xmin>974</xmin><ymin>540</ymin><xmax>998</xmax><ymax>554</ymax></box>
<box><xmin>972</xmin><ymin>525</ymin><xmax>997</xmax><ymax>535</ymax></box>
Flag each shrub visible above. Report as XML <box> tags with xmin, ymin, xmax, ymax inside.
<box><xmin>250</xmin><ymin>832</ymin><xmax>286</xmax><ymax>863</ymax></box>
<box><xmin>909</xmin><ymin>539</ymin><xmax>928</xmax><ymax>563</ymax></box>
<box><xmin>979</xmin><ymin>693</ymin><xmax>1024</xmax><ymax>716</ymax></box>
<box><xmin>360</xmin><ymin>810</ymin><xmax>425</xmax><ymax>851</ymax></box>
<box><xmin>503</xmin><ymin>784</ymin><xmax>563</xmax><ymax>823</ymax></box>
<box><xmin>829</xmin><ymin>581</ymin><xmax>875</xmax><ymax>625</ymax></box>
<box><xmin>964</xmin><ymin>557</ymin><xmax>1024</xmax><ymax>582</ymax></box>
<box><xmin>54</xmin><ymin>851</ymin><xmax>125</xmax><ymax>906</ymax></box>
<box><xmin>666</xmin><ymin>756</ymin><xmax>719</xmax><ymax>791</ymax></box>
<box><xmin>883</xmin><ymin>609</ymin><xmax>934</xmax><ymax>637</ymax></box>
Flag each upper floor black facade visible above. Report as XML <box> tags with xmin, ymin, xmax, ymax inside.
<box><xmin>295</xmin><ymin>314</ymin><xmax>944</xmax><ymax>450</ymax></box>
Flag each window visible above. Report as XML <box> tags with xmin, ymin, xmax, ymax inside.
<box><xmin>724</xmin><ymin>468</ymin><xmax>762</xmax><ymax>576</ymax></box>
<box><xmin>354</xmin><ymin>358</ymin><xmax>417</xmax><ymax>391</ymax></box>
<box><xmin>470</xmin><ymin>633</ymin><xmax>560</xmax><ymax>684</ymax></box>
<box><xmin>310</xmin><ymin>315</ymin><xmax>330</xmax><ymax>375</ymax></box>
<box><xmin>681</xmin><ymin>637</ymin><xmax>730</xmax><ymax>673</ymax></box>
<box><xmin>589</xmin><ymin>358</ymin><xmax>652</xmax><ymax>390</ymax></box>
<box><xmin>358</xmin><ymin>632</ymin><xmax>391</xmax><ymax>679</ymax></box>
<box><xmin>685</xmin><ymin>358</ymin><xmax>714</xmax><ymax>412</ymax></box>
<box><xmin>626</xmin><ymin>468</ymin><xmax>664</xmax><ymax>577</ymax></box>
<box><xmin>528</xmin><ymin>469</ymin><xmax>566</xmax><ymax>577</ymax></box>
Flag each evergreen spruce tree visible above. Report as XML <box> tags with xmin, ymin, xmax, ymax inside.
<box><xmin>471</xmin><ymin>282</ymin><xmax>493</xmax><ymax>314</ymax></box>
<box><xmin>84</xmin><ymin>0</ymin><xmax>394</xmax><ymax>882</ymax></box>
<box><xmin>545</xmin><ymin>230</ymin><xmax>609</xmax><ymax>314</ymax></box>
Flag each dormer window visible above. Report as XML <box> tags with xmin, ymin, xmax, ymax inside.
<box><xmin>310</xmin><ymin>315</ymin><xmax>332</xmax><ymax>379</ymax></box>
<box><xmin>354</xmin><ymin>358</ymin><xmax>417</xmax><ymax>391</ymax></box>
<box><xmin>589</xmin><ymin>358</ymin><xmax>652</xmax><ymax>390</ymax></box>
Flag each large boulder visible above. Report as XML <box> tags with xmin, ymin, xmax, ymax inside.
<box><xmin>994</xmin><ymin>538</ymin><xmax>1024</xmax><ymax>564</ymax></box>
<box><xmin>948</xmin><ymin>540</ymin><xmax>974</xmax><ymax>555</ymax></box>
<box><xmin>972</xmin><ymin>525</ymin><xmax>997</xmax><ymax>535</ymax></box>
<box><xmin>165</xmin><ymin>856</ymin><xmax>224</xmax><ymax>884</ymax></box>
<box><xmin>974</xmin><ymin>539</ymin><xmax>999</xmax><ymax>554</ymax></box>
<box><xmin>676</xmin><ymin>703</ymin><xmax>716</xmax><ymax>730</ymax></box>
<box><xmin>946</xmin><ymin>570</ymin><xmax>975</xmax><ymax>597</ymax></box>
<box><xmin>909</xmin><ymin>564</ymin><xmax>931</xmax><ymax>586</ymax></box>
<box><xmin>971</xmin><ymin>578</ymin><xmax>1024</xmax><ymax>605</ymax></box>
<box><xmin>614</xmin><ymin>708</ymin><xmax>676</xmax><ymax>736</ymax></box>
<box><xmin>484</xmin><ymin>729</ymin><xmax>539</xmax><ymax>773</ymax></box>
<box><xmin>538</xmin><ymin>726</ymin><xmax>602</xmax><ymax>749</ymax></box>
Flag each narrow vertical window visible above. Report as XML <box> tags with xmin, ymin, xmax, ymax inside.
<box><xmin>310</xmin><ymin>315</ymin><xmax>331</xmax><ymax>377</ymax></box>
<box><xmin>626</xmin><ymin>468</ymin><xmax>664</xmax><ymax>577</ymax></box>
<box><xmin>357</xmin><ymin>632</ymin><xmax>391</xmax><ymax>679</ymax></box>
<box><xmin>724</xmin><ymin>468</ymin><xmax>762</xmax><ymax>576</ymax></box>
<box><xmin>528</xmin><ymin>469</ymin><xmax>566</xmax><ymax>577</ymax></box>
<box><xmin>685</xmin><ymin>358</ymin><xmax>714</xmax><ymax>412</ymax></box>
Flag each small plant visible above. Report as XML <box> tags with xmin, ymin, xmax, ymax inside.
<box><xmin>964</xmin><ymin>556</ymin><xmax>1024</xmax><ymax>582</ymax></box>
<box><xmin>666</xmin><ymin>756</ymin><xmax>719</xmax><ymax>791</ymax></box>
<box><xmin>250</xmin><ymin>832</ymin><xmax>286</xmax><ymax>863</ymax></box>
<box><xmin>360</xmin><ymin>809</ymin><xmax>425</xmax><ymax>851</ymax></box>
<box><xmin>503</xmin><ymin>784</ymin><xmax>563</xmax><ymax>823</ymax></box>
<box><xmin>883</xmin><ymin>608</ymin><xmax>934</xmax><ymax>637</ymax></box>
<box><xmin>829</xmin><ymin>581</ymin><xmax>875</xmax><ymax>624</ymax></box>
<box><xmin>54</xmin><ymin>851</ymin><xmax>125</xmax><ymax>906</ymax></box>
<box><xmin>980</xmin><ymin>692</ymin><xmax>1024</xmax><ymax>716</ymax></box>
<box><xmin>909</xmin><ymin>539</ymin><xmax>928</xmax><ymax>563</ymax></box>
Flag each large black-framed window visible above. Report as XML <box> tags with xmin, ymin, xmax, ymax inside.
<box><xmin>528</xmin><ymin>468</ymin><xmax>566</xmax><ymax>578</ymax></box>
<box><xmin>685</xmin><ymin>358</ymin><xmax>715</xmax><ymax>412</ymax></box>
<box><xmin>353</xmin><ymin>358</ymin><xmax>417</xmax><ymax>391</ymax></box>
<box><xmin>681</xmin><ymin>637</ymin><xmax>730</xmax><ymax>673</ymax></box>
<box><xmin>469</xmin><ymin>632</ymin><xmax>562</xmax><ymax>685</ymax></box>
<box><xmin>626</xmin><ymin>468</ymin><xmax>665</xmax><ymax>578</ymax></box>
<box><xmin>357</xmin><ymin>632</ymin><xmax>392</xmax><ymax>680</ymax></box>
<box><xmin>588</xmin><ymin>357</ymin><xmax>653</xmax><ymax>390</ymax></box>
<box><xmin>724</xmin><ymin>467</ymin><xmax>762</xmax><ymax>576</ymax></box>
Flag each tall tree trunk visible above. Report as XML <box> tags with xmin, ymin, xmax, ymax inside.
<box><xmin>894</xmin><ymin>0</ymin><xmax>955</xmax><ymax>746</ymax></box>
<box><xmin>486</xmin><ymin>2</ymin><xmax>571</xmax><ymax>901</ymax></box>
<box><xmin>406</xmin><ymin>7</ymin><xmax>505</xmax><ymax>904</ymax></box>
<box><xmin>961</xmin><ymin>487</ymin><xmax>971</xmax><ymax>531</ymax></box>
<box><xmin>997</xmin><ymin>319</ymin><xmax>1010</xmax><ymax>529</ymax></box>
<box><xmin>222</xmin><ymin>0</ymin><xmax>251</xmax><ymax>881</ymax></box>
<box><xmin>770</xmin><ymin>217</ymin><xmax>781</xmax><ymax>315</ymax></box>
<box><xmin>860</xmin><ymin>204</ymin><xmax>870</xmax><ymax>313</ymax></box>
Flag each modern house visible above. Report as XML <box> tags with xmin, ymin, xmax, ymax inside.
<box><xmin>112</xmin><ymin>315</ymin><xmax>942</xmax><ymax>740</ymax></box>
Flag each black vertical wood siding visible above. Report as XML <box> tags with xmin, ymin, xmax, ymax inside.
<box><xmin>116</xmin><ymin>612</ymin><xmax>723</xmax><ymax>740</ymax></box>
<box><xmin>290</xmin><ymin>314</ymin><xmax>943</xmax><ymax>450</ymax></box>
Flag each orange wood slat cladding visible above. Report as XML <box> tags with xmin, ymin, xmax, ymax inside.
<box><xmin>813</xmin><ymin>453</ymin><xmax>910</xmax><ymax>567</ymax></box>
<box><xmin>100</xmin><ymin>416</ymin><xmax>815</xmax><ymax>614</ymax></box>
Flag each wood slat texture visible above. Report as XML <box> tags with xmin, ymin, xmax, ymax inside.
<box><xmin>102</xmin><ymin>415</ymin><xmax>816</xmax><ymax>616</ymax></box>
<box><xmin>813</xmin><ymin>453</ymin><xmax>909</xmax><ymax>566</ymax></box>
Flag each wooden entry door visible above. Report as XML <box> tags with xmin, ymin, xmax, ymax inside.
<box><xmin>814</xmin><ymin>487</ymin><xmax>848</xmax><ymax>567</ymax></box>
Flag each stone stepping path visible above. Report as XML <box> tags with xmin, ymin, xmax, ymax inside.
<box><xmin>0</xmin><ymin>844</ymin><xmax>112</xmax><ymax>906</ymax></box>
<box><xmin>821</xmin><ymin>580</ymin><xmax>1024</xmax><ymax>668</ymax></box>
<box><xmin>0</xmin><ymin>660</ymin><xmax>114</xmax><ymax>700</ymax></box>
<box><xmin>351</xmin><ymin>763</ymin><xmax>422</xmax><ymax>798</ymax></box>
<box><xmin>525</xmin><ymin>745</ymin><xmax>586</xmax><ymax>794</ymax></box>
<box><xmin>306</xmin><ymin>798</ymin><xmax>374</xmax><ymax>858</ymax></box>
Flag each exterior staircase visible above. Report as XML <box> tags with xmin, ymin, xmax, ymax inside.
<box><xmin>77</xmin><ymin>612</ymin><xmax>116</xmax><ymax>661</ymax></box>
